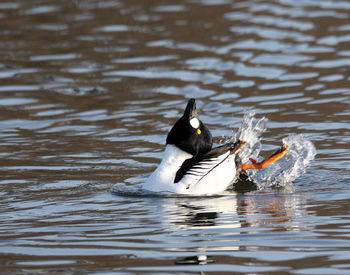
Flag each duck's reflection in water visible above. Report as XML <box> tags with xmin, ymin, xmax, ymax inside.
<box><xmin>151</xmin><ymin>191</ymin><xmax>311</xmax><ymax>265</ymax></box>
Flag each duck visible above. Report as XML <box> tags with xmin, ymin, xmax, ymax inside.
<box><xmin>142</xmin><ymin>98</ymin><xmax>288</xmax><ymax>195</ymax></box>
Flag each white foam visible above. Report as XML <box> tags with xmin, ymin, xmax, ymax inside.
<box><xmin>233</xmin><ymin>112</ymin><xmax>316</xmax><ymax>189</ymax></box>
<box><xmin>234</xmin><ymin>111</ymin><xmax>268</xmax><ymax>164</ymax></box>
<box><xmin>251</xmin><ymin>134</ymin><xmax>316</xmax><ymax>189</ymax></box>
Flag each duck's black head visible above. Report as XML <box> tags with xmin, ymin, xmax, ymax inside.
<box><xmin>166</xmin><ymin>98</ymin><xmax>213</xmax><ymax>156</ymax></box>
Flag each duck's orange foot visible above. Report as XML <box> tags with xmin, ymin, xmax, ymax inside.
<box><xmin>241</xmin><ymin>144</ymin><xmax>288</xmax><ymax>171</ymax></box>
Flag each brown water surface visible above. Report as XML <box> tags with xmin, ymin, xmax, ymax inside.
<box><xmin>0</xmin><ymin>0</ymin><xmax>349</xmax><ymax>274</ymax></box>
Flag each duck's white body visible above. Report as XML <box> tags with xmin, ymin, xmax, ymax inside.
<box><xmin>143</xmin><ymin>145</ymin><xmax>237</xmax><ymax>195</ymax></box>
<box><xmin>143</xmin><ymin>145</ymin><xmax>192</xmax><ymax>194</ymax></box>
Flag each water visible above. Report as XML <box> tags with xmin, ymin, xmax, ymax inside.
<box><xmin>233</xmin><ymin>113</ymin><xmax>317</xmax><ymax>189</ymax></box>
<box><xmin>0</xmin><ymin>0</ymin><xmax>349</xmax><ymax>274</ymax></box>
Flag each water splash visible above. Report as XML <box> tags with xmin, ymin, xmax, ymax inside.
<box><xmin>233</xmin><ymin>112</ymin><xmax>316</xmax><ymax>190</ymax></box>
<box><xmin>250</xmin><ymin>134</ymin><xmax>316</xmax><ymax>190</ymax></box>
<box><xmin>234</xmin><ymin>111</ymin><xmax>268</xmax><ymax>164</ymax></box>
<box><xmin>216</xmin><ymin>111</ymin><xmax>268</xmax><ymax>163</ymax></box>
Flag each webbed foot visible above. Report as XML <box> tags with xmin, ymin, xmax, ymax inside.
<box><xmin>241</xmin><ymin>144</ymin><xmax>288</xmax><ymax>171</ymax></box>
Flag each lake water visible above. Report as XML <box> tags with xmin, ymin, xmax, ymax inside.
<box><xmin>0</xmin><ymin>0</ymin><xmax>349</xmax><ymax>274</ymax></box>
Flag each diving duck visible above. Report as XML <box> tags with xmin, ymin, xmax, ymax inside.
<box><xmin>143</xmin><ymin>98</ymin><xmax>287</xmax><ymax>195</ymax></box>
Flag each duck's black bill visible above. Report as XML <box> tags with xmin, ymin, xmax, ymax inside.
<box><xmin>184</xmin><ymin>98</ymin><xmax>198</xmax><ymax>119</ymax></box>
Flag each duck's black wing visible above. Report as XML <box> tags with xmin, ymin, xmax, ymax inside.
<box><xmin>174</xmin><ymin>143</ymin><xmax>235</xmax><ymax>183</ymax></box>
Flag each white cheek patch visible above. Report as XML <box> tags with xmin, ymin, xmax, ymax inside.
<box><xmin>190</xmin><ymin>117</ymin><xmax>200</xmax><ymax>129</ymax></box>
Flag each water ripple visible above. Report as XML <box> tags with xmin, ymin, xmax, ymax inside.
<box><xmin>0</xmin><ymin>0</ymin><xmax>350</xmax><ymax>273</ymax></box>
<box><xmin>104</xmin><ymin>69</ymin><xmax>222</xmax><ymax>84</ymax></box>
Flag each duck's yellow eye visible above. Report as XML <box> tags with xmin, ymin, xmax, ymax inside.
<box><xmin>197</xmin><ymin>129</ymin><xmax>201</xmax><ymax>135</ymax></box>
